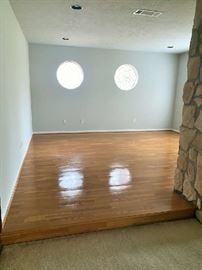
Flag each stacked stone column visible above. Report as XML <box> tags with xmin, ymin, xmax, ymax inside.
<box><xmin>174</xmin><ymin>0</ymin><xmax>202</xmax><ymax>213</ymax></box>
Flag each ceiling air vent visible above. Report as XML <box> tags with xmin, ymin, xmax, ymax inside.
<box><xmin>133</xmin><ymin>9</ymin><xmax>163</xmax><ymax>17</ymax></box>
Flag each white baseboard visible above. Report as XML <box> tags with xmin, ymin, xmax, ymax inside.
<box><xmin>33</xmin><ymin>128</ymin><xmax>173</xmax><ymax>134</ymax></box>
<box><xmin>171</xmin><ymin>129</ymin><xmax>180</xmax><ymax>133</ymax></box>
<box><xmin>2</xmin><ymin>134</ymin><xmax>33</xmax><ymax>227</ymax></box>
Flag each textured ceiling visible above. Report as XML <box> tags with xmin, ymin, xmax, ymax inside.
<box><xmin>10</xmin><ymin>0</ymin><xmax>196</xmax><ymax>53</ymax></box>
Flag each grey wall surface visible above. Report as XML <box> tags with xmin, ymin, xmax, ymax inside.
<box><xmin>0</xmin><ymin>0</ymin><xmax>32</xmax><ymax>221</ymax></box>
<box><xmin>172</xmin><ymin>53</ymin><xmax>188</xmax><ymax>131</ymax></box>
<box><xmin>29</xmin><ymin>44</ymin><xmax>179</xmax><ymax>132</ymax></box>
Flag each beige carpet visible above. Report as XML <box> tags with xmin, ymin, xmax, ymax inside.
<box><xmin>1</xmin><ymin>219</ymin><xmax>202</xmax><ymax>270</ymax></box>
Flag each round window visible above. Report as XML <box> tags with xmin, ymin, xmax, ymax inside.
<box><xmin>114</xmin><ymin>64</ymin><xmax>138</xmax><ymax>91</ymax></box>
<box><xmin>56</xmin><ymin>61</ymin><xmax>84</xmax><ymax>89</ymax></box>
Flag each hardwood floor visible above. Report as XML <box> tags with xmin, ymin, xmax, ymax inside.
<box><xmin>1</xmin><ymin>131</ymin><xmax>194</xmax><ymax>244</ymax></box>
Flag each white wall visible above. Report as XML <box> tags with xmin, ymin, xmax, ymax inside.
<box><xmin>29</xmin><ymin>44</ymin><xmax>179</xmax><ymax>132</ymax></box>
<box><xmin>0</xmin><ymin>0</ymin><xmax>32</xmax><ymax>221</ymax></box>
<box><xmin>172</xmin><ymin>53</ymin><xmax>188</xmax><ymax>131</ymax></box>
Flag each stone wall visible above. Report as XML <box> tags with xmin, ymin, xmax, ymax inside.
<box><xmin>174</xmin><ymin>0</ymin><xmax>202</xmax><ymax>213</ymax></box>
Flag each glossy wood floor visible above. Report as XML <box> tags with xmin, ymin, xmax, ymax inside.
<box><xmin>1</xmin><ymin>131</ymin><xmax>194</xmax><ymax>244</ymax></box>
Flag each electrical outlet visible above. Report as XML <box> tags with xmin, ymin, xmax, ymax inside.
<box><xmin>133</xmin><ymin>118</ymin><xmax>136</xmax><ymax>123</ymax></box>
<box><xmin>63</xmin><ymin>119</ymin><xmax>67</xmax><ymax>125</ymax></box>
<box><xmin>80</xmin><ymin>119</ymin><xmax>85</xmax><ymax>125</ymax></box>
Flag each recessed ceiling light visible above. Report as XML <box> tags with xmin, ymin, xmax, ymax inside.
<box><xmin>71</xmin><ymin>4</ymin><xmax>82</xmax><ymax>10</ymax></box>
<box><xmin>167</xmin><ymin>46</ymin><xmax>174</xmax><ymax>49</ymax></box>
<box><xmin>62</xmin><ymin>37</ymin><xmax>69</xmax><ymax>40</ymax></box>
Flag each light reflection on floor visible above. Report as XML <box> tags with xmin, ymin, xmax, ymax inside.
<box><xmin>59</xmin><ymin>168</ymin><xmax>83</xmax><ymax>200</ymax></box>
<box><xmin>58</xmin><ymin>162</ymin><xmax>132</xmax><ymax>199</ymax></box>
<box><xmin>109</xmin><ymin>164</ymin><xmax>131</xmax><ymax>192</ymax></box>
